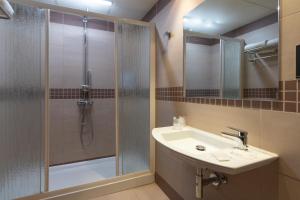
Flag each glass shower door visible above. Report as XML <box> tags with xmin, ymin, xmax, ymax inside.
<box><xmin>221</xmin><ymin>37</ymin><xmax>244</xmax><ymax>99</ymax></box>
<box><xmin>117</xmin><ymin>21</ymin><xmax>151</xmax><ymax>175</ymax></box>
<box><xmin>48</xmin><ymin>11</ymin><xmax>116</xmax><ymax>190</ymax></box>
<box><xmin>0</xmin><ymin>3</ymin><xmax>46</xmax><ymax>199</ymax></box>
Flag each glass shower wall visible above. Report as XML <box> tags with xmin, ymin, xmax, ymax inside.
<box><xmin>117</xmin><ymin>22</ymin><xmax>151</xmax><ymax>175</ymax></box>
<box><xmin>221</xmin><ymin>38</ymin><xmax>244</xmax><ymax>99</ymax></box>
<box><xmin>0</xmin><ymin>2</ymin><xmax>46</xmax><ymax>200</ymax></box>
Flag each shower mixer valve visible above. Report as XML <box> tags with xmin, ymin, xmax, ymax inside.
<box><xmin>77</xmin><ymin>84</ymin><xmax>93</xmax><ymax>106</ymax></box>
<box><xmin>77</xmin><ymin>99</ymin><xmax>93</xmax><ymax>106</ymax></box>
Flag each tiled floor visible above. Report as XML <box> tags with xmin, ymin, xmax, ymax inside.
<box><xmin>91</xmin><ymin>184</ymin><xmax>169</xmax><ymax>200</ymax></box>
<box><xmin>49</xmin><ymin>157</ymin><xmax>116</xmax><ymax>191</ymax></box>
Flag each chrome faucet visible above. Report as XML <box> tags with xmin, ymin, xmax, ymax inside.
<box><xmin>221</xmin><ymin>127</ymin><xmax>248</xmax><ymax>150</ymax></box>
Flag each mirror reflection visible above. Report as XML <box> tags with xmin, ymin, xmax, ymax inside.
<box><xmin>184</xmin><ymin>0</ymin><xmax>279</xmax><ymax>99</ymax></box>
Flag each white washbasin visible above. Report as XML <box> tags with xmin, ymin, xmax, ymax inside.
<box><xmin>152</xmin><ymin>126</ymin><xmax>278</xmax><ymax>175</ymax></box>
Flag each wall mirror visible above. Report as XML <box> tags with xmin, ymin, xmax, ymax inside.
<box><xmin>183</xmin><ymin>0</ymin><xmax>279</xmax><ymax>100</ymax></box>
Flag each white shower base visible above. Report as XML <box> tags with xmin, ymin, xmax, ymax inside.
<box><xmin>49</xmin><ymin>156</ymin><xmax>116</xmax><ymax>191</ymax></box>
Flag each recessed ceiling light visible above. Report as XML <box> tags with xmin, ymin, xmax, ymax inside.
<box><xmin>193</xmin><ymin>18</ymin><xmax>203</xmax><ymax>25</ymax></box>
<box><xmin>204</xmin><ymin>20</ymin><xmax>213</xmax><ymax>28</ymax></box>
<box><xmin>215</xmin><ymin>20</ymin><xmax>222</xmax><ymax>24</ymax></box>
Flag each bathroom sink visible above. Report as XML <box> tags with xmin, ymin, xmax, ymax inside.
<box><xmin>152</xmin><ymin>126</ymin><xmax>278</xmax><ymax>175</ymax></box>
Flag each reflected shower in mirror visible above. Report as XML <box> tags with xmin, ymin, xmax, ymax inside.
<box><xmin>184</xmin><ymin>0</ymin><xmax>279</xmax><ymax>100</ymax></box>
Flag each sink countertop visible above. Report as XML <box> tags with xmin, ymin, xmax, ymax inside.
<box><xmin>152</xmin><ymin>126</ymin><xmax>278</xmax><ymax>175</ymax></box>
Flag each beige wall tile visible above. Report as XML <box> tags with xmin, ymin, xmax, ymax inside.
<box><xmin>175</xmin><ymin>102</ymin><xmax>262</xmax><ymax>147</ymax></box>
<box><xmin>281</xmin><ymin>12</ymin><xmax>300</xmax><ymax>81</ymax></box>
<box><xmin>261</xmin><ymin>110</ymin><xmax>300</xmax><ymax>180</ymax></box>
<box><xmin>279</xmin><ymin>174</ymin><xmax>300</xmax><ymax>200</ymax></box>
<box><xmin>281</xmin><ymin>0</ymin><xmax>300</xmax><ymax>18</ymax></box>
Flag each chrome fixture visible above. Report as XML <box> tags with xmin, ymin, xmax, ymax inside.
<box><xmin>196</xmin><ymin>145</ymin><xmax>206</xmax><ymax>151</ymax></box>
<box><xmin>196</xmin><ymin>168</ymin><xmax>228</xmax><ymax>199</ymax></box>
<box><xmin>0</xmin><ymin>0</ymin><xmax>14</xmax><ymax>19</ymax></box>
<box><xmin>221</xmin><ymin>127</ymin><xmax>248</xmax><ymax>150</ymax></box>
<box><xmin>77</xmin><ymin>16</ymin><xmax>94</xmax><ymax>148</ymax></box>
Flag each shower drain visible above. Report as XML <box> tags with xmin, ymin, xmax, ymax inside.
<box><xmin>196</xmin><ymin>145</ymin><xmax>206</xmax><ymax>151</ymax></box>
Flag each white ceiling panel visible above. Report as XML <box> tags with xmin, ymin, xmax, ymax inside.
<box><xmin>34</xmin><ymin>0</ymin><xmax>158</xmax><ymax>19</ymax></box>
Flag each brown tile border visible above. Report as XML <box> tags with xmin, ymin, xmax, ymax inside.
<box><xmin>285</xmin><ymin>80</ymin><xmax>297</xmax><ymax>90</ymax></box>
<box><xmin>142</xmin><ymin>0</ymin><xmax>172</xmax><ymax>22</ymax></box>
<box><xmin>155</xmin><ymin>173</ymin><xmax>184</xmax><ymax>200</ymax></box>
<box><xmin>285</xmin><ymin>102</ymin><xmax>297</xmax><ymax>112</ymax></box>
<box><xmin>156</xmin><ymin>79</ymin><xmax>300</xmax><ymax>113</ymax></box>
<box><xmin>186</xmin><ymin>36</ymin><xmax>219</xmax><ymax>46</ymax></box>
<box><xmin>186</xmin><ymin>89</ymin><xmax>219</xmax><ymax>97</ymax></box>
<box><xmin>50</xmin><ymin>88</ymin><xmax>115</xmax><ymax>99</ymax></box>
<box><xmin>243</xmin><ymin>88</ymin><xmax>278</xmax><ymax>99</ymax></box>
<box><xmin>223</xmin><ymin>12</ymin><xmax>278</xmax><ymax>38</ymax></box>
<box><xmin>272</xmin><ymin>101</ymin><xmax>284</xmax><ymax>111</ymax></box>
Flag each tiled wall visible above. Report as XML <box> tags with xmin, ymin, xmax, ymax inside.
<box><xmin>243</xmin><ymin>88</ymin><xmax>278</xmax><ymax>99</ymax></box>
<box><xmin>152</xmin><ymin>0</ymin><xmax>300</xmax><ymax>199</ymax></box>
<box><xmin>50</xmin><ymin>88</ymin><xmax>115</xmax><ymax>99</ymax></box>
<box><xmin>49</xmin><ymin>12</ymin><xmax>116</xmax><ymax>166</ymax></box>
<box><xmin>156</xmin><ymin>80</ymin><xmax>300</xmax><ymax>112</ymax></box>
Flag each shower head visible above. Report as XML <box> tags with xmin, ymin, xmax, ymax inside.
<box><xmin>0</xmin><ymin>0</ymin><xmax>14</xmax><ymax>19</ymax></box>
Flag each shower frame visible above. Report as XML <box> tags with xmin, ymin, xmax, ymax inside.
<box><xmin>13</xmin><ymin>0</ymin><xmax>156</xmax><ymax>199</ymax></box>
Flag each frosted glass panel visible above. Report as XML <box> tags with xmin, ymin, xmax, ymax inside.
<box><xmin>117</xmin><ymin>22</ymin><xmax>150</xmax><ymax>175</ymax></box>
<box><xmin>0</xmin><ymin>3</ymin><xmax>45</xmax><ymax>199</ymax></box>
<box><xmin>221</xmin><ymin>38</ymin><xmax>243</xmax><ymax>99</ymax></box>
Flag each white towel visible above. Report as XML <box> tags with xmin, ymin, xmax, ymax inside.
<box><xmin>266</xmin><ymin>38</ymin><xmax>279</xmax><ymax>48</ymax></box>
<box><xmin>211</xmin><ymin>152</ymin><xmax>231</xmax><ymax>162</ymax></box>
<box><xmin>245</xmin><ymin>40</ymin><xmax>267</xmax><ymax>51</ymax></box>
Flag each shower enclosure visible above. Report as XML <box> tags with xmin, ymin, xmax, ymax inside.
<box><xmin>0</xmin><ymin>1</ymin><xmax>155</xmax><ymax>199</ymax></box>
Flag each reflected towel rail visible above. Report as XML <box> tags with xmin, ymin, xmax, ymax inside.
<box><xmin>249</xmin><ymin>54</ymin><xmax>278</xmax><ymax>63</ymax></box>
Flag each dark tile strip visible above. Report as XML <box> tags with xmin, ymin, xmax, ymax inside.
<box><xmin>186</xmin><ymin>89</ymin><xmax>219</xmax><ymax>97</ymax></box>
<box><xmin>243</xmin><ymin>88</ymin><xmax>278</xmax><ymax>99</ymax></box>
<box><xmin>223</xmin><ymin>12</ymin><xmax>278</xmax><ymax>38</ymax></box>
<box><xmin>50</xmin><ymin>88</ymin><xmax>115</xmax><ymax>99</ymax></box>
<box><xmin>142</xmin><ymin>0</ymin><xmax>172</xmax><ymax>22</ymax></box>
<box><xmin>155</xmin><ymin>79</ymin><xmax>300</xmax><ymax>113</ymax></box>
<box><xmin>155</xmin><ymin>173</ymin><xmax>184</xmax><ymax>200</ymax></box>
<box><xmin>186</xmin><ymin>36</ymin><xmax>219</xmax><ymax>46</ymax></box>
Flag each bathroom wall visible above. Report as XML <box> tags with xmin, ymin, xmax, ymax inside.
<box><xmin>153</xmin><ymin>0</ymin><xmax>300</xmax><ymax>199</ymax></box>
<box><xmin>49</xmin><ymin>12</ymin><xmax>116</xmax><ymax>165</ymax></box>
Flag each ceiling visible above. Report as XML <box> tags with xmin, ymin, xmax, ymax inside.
<box><xmin>35</xmin><ymin>0</ymin><xmax>158</xmax><ymax>19</ymax></box>
<box><xmin>107</xmin><ymin>0</ymin><xmax>158</xmax><ymax>19</ymax></box>
<box><xmin>184</xmin><ymin>0</ymin><xmax>278</xmax><ymax>36</ymax></box>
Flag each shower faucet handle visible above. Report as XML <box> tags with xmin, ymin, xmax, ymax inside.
<box><xmin>81</xmin><ymin>84</ymin><xmax>90</xmax><ymax>89</ymax></box>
